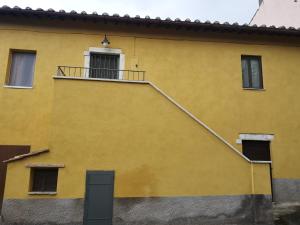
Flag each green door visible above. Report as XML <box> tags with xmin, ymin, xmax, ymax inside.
<box><xmin>83</xmin><ymin>171</ymin><xmax>115</xmax><ymax>225</ymax></box>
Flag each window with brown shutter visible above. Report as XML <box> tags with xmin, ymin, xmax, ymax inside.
<box><xmin>31</xmin><ymin>168</ymin><xmax>58</xmax><ymax>192</ymax></box>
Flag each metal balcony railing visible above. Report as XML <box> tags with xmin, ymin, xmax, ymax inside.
<box><xmin>56</xmin><ymin>66</ymin><xmax>146</xmax><ymax>81</ymax></box>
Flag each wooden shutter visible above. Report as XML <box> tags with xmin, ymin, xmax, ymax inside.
<box><xmin>31</xmin><ymin>168</ymin><xmax>58</xmax><ymax>192</ymax></box>
<box><xmin>0</xmin><ymin>145</ymin><xmax>30</xmax><ymax>213</ymax></box>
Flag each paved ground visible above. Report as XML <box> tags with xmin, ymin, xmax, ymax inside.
<box><xmin>273</xmin><ymin>202</ymin><xmax>300</xmax><ymax>225</ymax></box>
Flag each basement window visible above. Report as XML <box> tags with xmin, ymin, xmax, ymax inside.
<box><xmin>6</xmin><ymin>51</ymin><xmax>36</xmax><ymax>87</ymax></box>
<box><xmin>242</xmin><ymin>140</ymin><xmax>271</xmax><ymax>161</ymax></box>
<box><xmin>30</xmin><ymin>168</ymin><xmax>58</xmax><ymax>193</ymax></box>
<box><xmin>241</xmin><ymin>55</ymin><xmax>263</xmax><ymax>89</ymax></box>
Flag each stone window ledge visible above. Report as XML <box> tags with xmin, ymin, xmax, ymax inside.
<box><xmin>28</xmin><ymin>192</ymin><xmax>57</xmax><ymax>195</ymax></box>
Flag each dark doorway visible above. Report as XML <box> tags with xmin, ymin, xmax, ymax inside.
<box><xmin>83</xmin><ymin>171</ymin><xmax>115</xmax><ymax>225</ymax></box>
<box><xmin>0</xmin><ymin>145</ymin><xmax>30</xmax><ymax>213</ymax></box>
<box><xmin>242</xmin><ymin>140</ymin><xmax>274</xmax><ymax>201</ymax></box>
<box><xmin>242</xmin><ymin>140</ymin><xmax>271</xmax><ymax>161</ymax></box>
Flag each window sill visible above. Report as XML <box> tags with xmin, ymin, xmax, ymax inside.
<box><xmin>26</xmin><ymin>163</ymin><xmax>65</xmax><ymax>168</ymax></box>
<box><xmin>243</xmin><ymin>88</ymin><xmax>265</xmax><ymax>91</ymax></box>
<box><xmin>3</xmin><ymin>85</ymin><xmax>33</xmax><ymax>89</ymax></box>
<box><xmin>53</xmin><ymin>76</ymin><xmax>148</xmax><ymax>84</ymax></box>
<box><xmin>28</xmin><ymin>192</ymin><xmax>57</xmax><ymax>195</ymax></box>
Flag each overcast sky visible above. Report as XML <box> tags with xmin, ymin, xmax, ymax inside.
<box><xmin>0</xmin><ymin>0</ymin><xmax>259</xmax><ymax>24</ymax></box>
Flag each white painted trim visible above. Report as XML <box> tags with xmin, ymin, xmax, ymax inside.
<box><xmin>243</xmin><ymin>88</ymin><xmax>266</xmax><ymax>91</ymax></box>
<box><xmin>53</xmin><ymin>76</ymin><xmax>147</xmax><ymax>84</ymax></box>
<box><xmin>3</xmin><ymin>85</ymin><xmax>33</xmax><ymax>89</ymax></box>
<box><xmin>26</xmin><ymin>163</ymin><xmax>65</xmax><ymax>168</ymax></box>
<box><xmin>251</xmin><ymin>160</ymin><xmax>272</xmax><ymax>164</ymax></box>
<box><xmin>28</xmin><ymin>192</ymin><xmax>57</xmax><ymax>195</ymax></box>
<box><xmin>88</xmin><ymin>47</ymin><xmax>122</xmax><ymax>54</ymax></box>
<box><xmin>119</xmin><ymin>54</ymin><xmax>125</xmax><ymax>79</ymax></box>
<box><xmin>237</xmin><ymin>134</ymin><xmax>274</xmax><ymax>163</ymax></box>
<box><xmin>83</xmin><ymin>47</ymin><xmax>125</xmax><ymax>79</ymax></box>
<box><xmin>239</xmin><ymin>134</ymin><xmax>274</xmax><ymax>141</ymax></box>
<box><xmin>236</xmin><ymin>139</ymin><xmax>242</xmax><ymax>144</ymax></box>
<box><xmin>83</xmin><ymin>51</ymin><xmax>90</xmax><ymax>67</ymax></box>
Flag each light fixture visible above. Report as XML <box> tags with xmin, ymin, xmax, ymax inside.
<box><xmin>101</xmin><ymin>34</ymin><xmax>110</xmax><ymax>48</ymax></box>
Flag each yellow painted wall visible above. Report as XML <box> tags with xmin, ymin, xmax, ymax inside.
<box><xmin>251</xmin><ymin>163</ymin><xmax>272</xmax><ymax>195</ymax></box>
<box><xmin>4</xmin><ymin>80</ymin><xmax>271</xmax><ymax>198</ymax></box>
<box><xmin>0</xmin><ymin>19</ymin><xmax>299</xmax><ymax>198</ymax></box>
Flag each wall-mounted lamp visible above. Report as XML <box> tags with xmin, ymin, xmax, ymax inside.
<box><xmin>101</xmin><ymin>34</ymin><xmax>110</xmax><ymax>48</ymax></box>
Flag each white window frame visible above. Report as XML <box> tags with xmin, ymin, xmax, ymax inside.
<box><xmin>83</xmin><ymin>47</ymin><xmax>125</xmax><ymax>80</ymax></box>
<box><xmin>7</xmin><ymin>51</ymin><xmax>36</xmax><ymax>88</ymax></box>
<box><xmin>236</xmin><ymin>133</ymin><xmax>274</xmax><ymax>144</ymax></box>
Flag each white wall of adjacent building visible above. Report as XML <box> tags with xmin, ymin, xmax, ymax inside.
<box><xmin>250</xmin><ymin>0</ymin><xmax>300</xmax><ymax>28</ymax></box>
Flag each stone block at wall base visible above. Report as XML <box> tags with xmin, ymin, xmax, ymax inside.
<box><xmin>1</xmin><ymin>195</ymin><xmax>273</xmax><ymax>225</ymax></box>
<box><xmin>273</xmin><ymin>179</ymin><xmax>300</xmax><ymax>203</ymax></box>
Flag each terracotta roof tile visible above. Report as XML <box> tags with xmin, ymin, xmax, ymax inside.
<box><xmin>0</xmin><ymin>5</ymin><xmax>300</xmax><ymax>37</ymax></box>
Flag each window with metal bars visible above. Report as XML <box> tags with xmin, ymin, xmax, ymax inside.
<box><xmin>89</xmin><ymin>53</ymin><xmax>120</xmax><ymax>79</ymax></box>
<box><xmin>241</xmin><ymin>55</ymin><xmax>263</xmax><ymax>89</ymax></box>
<box><xmin>31</xmin><ymin>168</ymin><xmax>58</xmax><ymax>192</ymax></box>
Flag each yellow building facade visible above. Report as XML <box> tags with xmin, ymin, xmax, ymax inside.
<box><xmin>0</xmin><ymin>6</ymin><xmax>300</xmax><ymax>225</ymax></box>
